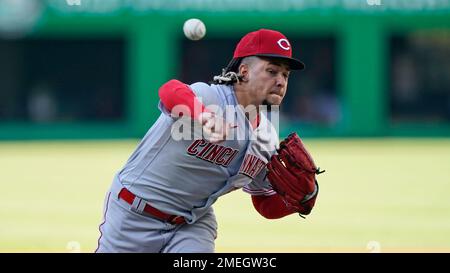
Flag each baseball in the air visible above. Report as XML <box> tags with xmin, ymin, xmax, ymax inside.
<box><xmin>183</xmin><ymin>18</ymin><xmax>206</xmax><ymax>41</ymax></box>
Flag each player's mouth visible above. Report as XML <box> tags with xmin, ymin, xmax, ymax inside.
<box><xmin>269</xmin><ymin>91</ymin><xmax>283</xmax><ymax>98</ymax></box>
<box><xmin>267</xmin><ymin>92</ymin><xmax>284</xmax><ymax>105</ymax></box>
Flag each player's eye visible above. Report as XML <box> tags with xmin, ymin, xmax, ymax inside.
<box><xmin>267</xmin><ymin>69</ymin><xmax>277</xmax><ymax>75</ymax></box>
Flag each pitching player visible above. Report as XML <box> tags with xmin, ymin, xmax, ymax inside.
<box><xmin>96</xmin><ymin>29</ymin><xmax>316</xmax><ymax>253</ymax></box>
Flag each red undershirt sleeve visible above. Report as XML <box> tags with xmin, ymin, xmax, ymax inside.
<box><xmin>251</xmin><ymin>194</ymin><xmax>296</xmax><ymax>219</ymax></box>
<box><xmin>158</xmin><ymin>79</ymin><xmax>207</xmax><ymax>119</ymax></box>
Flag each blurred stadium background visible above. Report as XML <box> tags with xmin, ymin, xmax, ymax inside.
<box><xmin>0</xmin><ymin>0</ymin><xmax>449</xmax><ymax>253</ymax></box>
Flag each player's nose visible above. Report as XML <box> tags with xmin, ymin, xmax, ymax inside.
<box><xmin>275</xmin><ymin>74</ymin><xmax>287</xmax><ymax>88</ymax></box>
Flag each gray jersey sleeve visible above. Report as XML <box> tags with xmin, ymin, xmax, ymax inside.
<box><xmin>189</xmin><ymin>82</ymin><xmax>221</xmax><ymax>108</ymax></box>
<box><xmin>158</xmin><ymin>101</ymin><xmax>171</xmax><ymax>116</ymax></box>
<box><xmin>242</xmin><ymin>112</ymin><xmax>280</xmax><ymax>196</ymax></box>
<box><xmin>242</xmin><ymin>170</ymin><xmax>276</xmax><ymax>196</ymax></box>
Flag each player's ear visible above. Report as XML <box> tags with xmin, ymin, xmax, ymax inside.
<box><xmin>238</xmin><ymin>63</ymin><xmax>250</xmax><ymax>81</ymax></box>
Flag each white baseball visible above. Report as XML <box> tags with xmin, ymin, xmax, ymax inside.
<box><xmin>183</xmin><ymin>18</ymin><xmax>206</xmax><ymax>41</ymax></box>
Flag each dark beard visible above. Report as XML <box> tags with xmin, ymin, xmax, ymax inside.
<box><xmin>262</xmin><ymin>100</ymin><xmax>273</xmax><ymax>112</ymax></box>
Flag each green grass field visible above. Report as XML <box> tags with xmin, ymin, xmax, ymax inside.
<box><xmin>1</xmin><ymin>138</ymin><xmax>450</xmax><ymax>253</ymax></box>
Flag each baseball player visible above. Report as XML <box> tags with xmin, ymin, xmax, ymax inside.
<box><xmin>96</xmin><ymin>29</ymin><xmax>320</xmax><ymax>253</ymax></box>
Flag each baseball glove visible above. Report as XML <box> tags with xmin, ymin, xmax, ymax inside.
<box><xmin>267</xmin><ymin>132</ymin><xmax>324</xmax><ymax>217</ymax></box>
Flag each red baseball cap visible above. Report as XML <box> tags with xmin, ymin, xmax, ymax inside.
<box><xmin>231</xmin><ymin>29</ymin><xmax>305</xmax><ymax>70</ymax></box>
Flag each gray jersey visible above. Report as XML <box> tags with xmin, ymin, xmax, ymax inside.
<box><xmin>117</xmin><ymin>82</ymin><xmax>279</xmax><ymax>224</ymax></box>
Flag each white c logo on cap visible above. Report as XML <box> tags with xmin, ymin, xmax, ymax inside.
<box><xmin>277</xmin><ymin>39</ymin><xmax>291</xmax><ymax>51</ymax></box>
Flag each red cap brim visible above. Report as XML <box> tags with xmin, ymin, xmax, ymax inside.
<box><xmin>255</xmin><ymin>54</ymin><xmax>305</xmax><ymax>70</ymax></box>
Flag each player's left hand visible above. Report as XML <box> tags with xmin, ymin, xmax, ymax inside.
<box><xmin>198</xmin><ymin>112</ymin><xmax>236</xmax><ymax>143</ymax></box>
<box><xmin>266</xmin><ymin>132</ymin><xmax>324</xmax><ymax>216</ymax></box>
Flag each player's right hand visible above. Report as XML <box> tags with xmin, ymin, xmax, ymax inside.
<box><xmin>197</xmin><ymin>112</ymin><xmax>236</xmax><ymax>143</ymax></box>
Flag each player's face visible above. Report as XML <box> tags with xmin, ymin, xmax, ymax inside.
<box><xmin>246</xmin><ymin>58</ymin><xmax>290</xmax><ymax>106</ymax></box>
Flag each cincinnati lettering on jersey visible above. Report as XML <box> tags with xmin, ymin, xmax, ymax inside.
<box><xmin>239</xmin><ymin>153</ymin><xmax>266</xmax><ymax>179</ymax></box>
<box><xmin>186</xmin><ymin>139</ymin><xmax>239</xmax><ymax>167</ymax></box>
